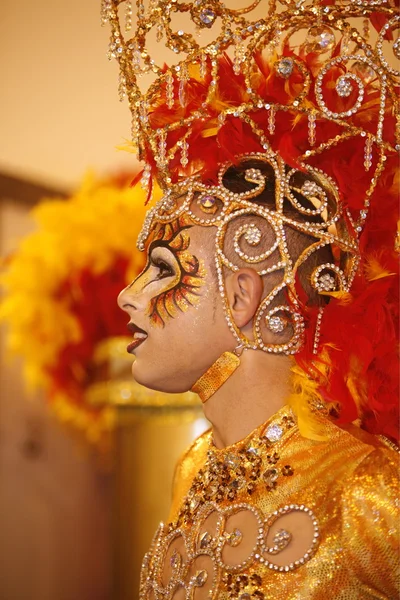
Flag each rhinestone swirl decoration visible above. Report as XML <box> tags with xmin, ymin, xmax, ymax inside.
<box><xmin>139</xmin><ymin>411</ymin><xmax>320</xmax><ymax>599</ymax></box>
<box><xmin>135</xmin><ymin>153</ymin><xmax>356</xmax><ymax>355</ymax></box>
<box><xmin>102</xmin><ymin>0</ymin><xmax>398</xmax><ymax>356</ymax></box>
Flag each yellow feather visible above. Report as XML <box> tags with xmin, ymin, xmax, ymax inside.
<box><xmin>364</xmin><ymin>255</ymin><xmax>395</xmax><ymax>281</ymax></box>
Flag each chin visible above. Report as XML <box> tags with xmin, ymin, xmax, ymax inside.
<box><xmin>131</xmin><ymin>361</ymin><xmax>192</xmax><ymax>395</ymax></box>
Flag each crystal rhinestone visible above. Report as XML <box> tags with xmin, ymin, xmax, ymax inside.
<box><xmin>200</xmin><ymin>7</ymin><xmax>216</xmax><ymax>26</ymax></box>
<box><xmin>265</xmin><ymin>423</ymin><xmax>283</xmax><ymax>442</ymax></box>
<box><xmin>190</xmin><ymin>496</ymin><xmax>200</xmax><ymax>511</ymax></box>
<box><xmin>244</xmin><ymin>225</ymin><xmax>262</xmax><ymax>246</ymax></box>
<box><xmin>301</xmin><ymin>180</ymin><xmax>321</xmax><ymax>197</ymax></box>
<box><xmin>170</xmin><ymin>549</ymin><xmax>181</xmax><ymax>569</ymax></box>
<box><xmin>336</xmin><ymin>75</ymin><xmax>352</xmax><ymax>98</ymax></box>
<box><xmin>199</xmin><ymin>531</ymin><xmax>212</xmax><ymax>548</ymax></box>
<box><xmin>317</xmin><ymin>273</ymin><xmax>336</xmax><ymax>291</ymax></box>
<box><xmin>247</xmin><ymin>444</ymin><xmax>259</xmax><ymax>456</ymax></box>
<box><xmin>224</xmin><ymin>453</ymin><xmax>239</xmax><ymax>469</ymax></box>
<box><xmin>267</xmin><ymin>315</ymin><xmax>286</xmax><ymax>333</ymax></box>
<box><xmin>194</xmin><ymin>570</ymin><xmax>208</xmax><ymax>586</ymax></box>
<box><xmin>227</xmin><ymin>528</ymin><xmax>243</xmax><ymax>547</ymax></box>
<box><xmin>306</xmin><ymin>26</ymin><xmax>335</xmax><ymax>53</ymax></box>
<box><xmin>199</xmin><ymin>194</ymin><xmax>216</xmax><ymax>208</ymax></box>
<box><xmin>273</xmin><ymin>528</ymin><xmax>292</xmax><ymax>549</ymax></box>
<box><xmin>263</xmin><ymin>468</ymin><xmax>279</xmax><ymax>486</ymax></box>
<box><xmin>276</xmin><ymin>57</ymin><xmax>294</xmax><ymax>78</ymax></box>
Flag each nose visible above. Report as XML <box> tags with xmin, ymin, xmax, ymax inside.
<box><xmin>117</xmin><ymin>282</ymin><xmax>139</xmax><ymax>315</ymax></box>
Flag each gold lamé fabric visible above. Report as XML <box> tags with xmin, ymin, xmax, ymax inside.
<box><xmin>140</xmin><ymin>406</ymin><xmax>399</xmax><ymax>599</ymax></box>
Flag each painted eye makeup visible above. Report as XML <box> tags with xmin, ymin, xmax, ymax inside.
<box><xmin>149</xmin><ymin>247</ymin><xmax>178</xmax><ymax>280</ymax></box>
<box><xmin>144</xmin><ymin>224</ymin><xmax>206</xmax><ymax>327</ymax></box>
<box><xmin>153</xmin><ymin>258</ymin><xmax>173</xmax><ymax>278</ymax></box>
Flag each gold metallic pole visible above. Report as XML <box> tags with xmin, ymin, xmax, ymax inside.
<box><xmin>87</xmin><ymin>338</ymin><xmax>208</xmax><ymax>600</ymax></box>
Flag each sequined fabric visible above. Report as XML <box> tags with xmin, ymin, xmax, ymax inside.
<box><xmin>140</xmin><ymin>406</ymin><xmax>399</xmax><ymax>599</ymax></box>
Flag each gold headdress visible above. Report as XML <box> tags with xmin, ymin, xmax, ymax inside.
<box><xmin>102</xmin><ymin>0</ymin><xmax>399</xmax><ymax>439</ymax></box>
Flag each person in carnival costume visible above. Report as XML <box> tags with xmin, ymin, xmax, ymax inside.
<box><xmin>102</xmin><ymin>0</ymin><xmax>399</xmax><ymax>596</ymax></box>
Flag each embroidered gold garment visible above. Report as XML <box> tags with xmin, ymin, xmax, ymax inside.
<box><xmin>140</xmin><ymin>406</ymin><xmax>399</xmax><ymax>599</ymax></box>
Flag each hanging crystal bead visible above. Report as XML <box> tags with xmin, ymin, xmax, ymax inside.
<box><xmin>308</xmin><ymin>112</ymin><xmax>316</xmax><ymax>146</ymax></box>
<box><xmin>107</xmin><ymin>38</ymin><xmax>116</xmax><ymax>61</ymax></box>
<box><xmin>178</xmin><ymin>64</ymin><xmax>188</xmax><ymax>108</ymax></box>
<box><xmin>125</xmin><ymin>1</ymin><xmax>132</xmax><ymax>32</ymax></box>
<box><xmin>268</xmin><ymin>106</ymin><xmax>276</xmax><ymax>135</ymax></box>
<box><xmin>180</xmin><ymin>138</ymin><xmax>189</xmax><ymax>167</ymax></box>
<box><xmin>132</xmin><ymin>44</ymin><xmax>141</xmax><ymax>73</ymax></box>
<box><xmin>156</xmin><ymin>21</ymin><xmax>164</xmax><ymax>42</ymax></box>
<box><xmin>363</xmin><ymin>17</ymin><xmax>370</xmax><ymax>42</ymax></box>
<box><xmin>140</xmin><ymin>100</ymin><xmax>149</xmax><ymax>125</ymax></box>
<box><xmin>305</xmin><ymin>25</ymin><xmax>335</xmax><ymax>54</ymax></box>
<box><xmin>364</xmin><ymin>136</ymin><xmax>373</xmax><ymax>171</ymax></box>
<box><xmin>131</xmin><ymin>113</ymin><xmax>139</xmax><ymax>142</ymax></box>
<box><xmin>233</xmin><ymin>33</ymin><xmax>243</xmax><ymax>75</ymax></box>
<box><xmin>166</xmin><ymin>72</ymin><xmax>174</xmax><ymax>109</ymax></box>
<box><xmin>272</xmin><ymin>25</ymin><xmax>282</xmax><ymax>48</ymax></box>
<box><xmin>118</xmin><ymin>72</ymin><xmax>127</xmax><ymax>101</ymax></box>
<box><xmin>100</xmin><ymin>0</ymin><xmax>112</xmax><ymax>26</ymax></box>
<box><xmin>218</xmin><ymin>112</ymin><xmax>226</xmax><ymax>125</ymax></box>
<box><xmin>137</xmin><ymin>1</ymin><xmax>145</xmax><ymax>19</ymax></box>
<box><xmin>141</xmin><ymin>164</ymin><xmax>152</xmax><ymax>191</ymax></box>
<box><xmin>158</xmin><ymin>129</ymin><xmax>167</xmax><ymax>167</ymax></box>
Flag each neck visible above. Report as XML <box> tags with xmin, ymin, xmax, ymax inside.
<box><xmin>201</xmin><ymin>349</ymin><xmax>293</xmax><ymax>449</ymax></box>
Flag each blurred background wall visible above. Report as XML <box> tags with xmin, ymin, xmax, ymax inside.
<box><xmin>0</xmin><ymin>195</ymin><xmax>112</xmax><ymax>600</ymax></box>
<box><xmin>1</xmin><ymin>4</ymin><xmax>207</xmax><ymax>599</ymax></box>
<box><xmin>1</xmin><ymin>2</ymin><xmax>134</xmax><ymax>599</ymax></box>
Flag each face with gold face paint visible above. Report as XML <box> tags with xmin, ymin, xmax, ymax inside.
<box><xmin>118</xmin><ymin>217</ymin><xmax>234</xmax><ymax>393</ymax></box>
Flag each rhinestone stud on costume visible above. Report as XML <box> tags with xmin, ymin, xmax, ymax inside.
<box><xmin>268</xmin><ymin>528</ymin><xmax>292</xmax><ymax>553</ymax></box>
<box><xmin>198</xmin><ymin>194</ymin><xmax>216</xmax><ymax>212</ymax></box>
<box><xmin>244</xmin><ymin>225</ymin><xmax>262</xmax><ymax>246</ymax></box>
<box><xmin>316</xmin><ymin>273</ymin><xmax>336</xmax><ymax>292</ymax></box>
<box><xmin>224</xmin><ymin>453</ymin><xmax>239</xmax><ymax>469</ymax></box>
<box><xmin>263</xmin><ymin>468</ymin><xmax>279</xmax><ymax>488</ymax></box>
<box><xmin>194</xmin><ymin>570</ymin><xmax>208</xmax><ymax>586</ymax></box>
<box><xmin>267</xmin><ymin>315</ymin><xmax>286</xmax><ymax>333</ymax></box>
<box><xmin>200</xmin><ymin>531</ymin><xmax>213</xmax><ymax>548</ymax></box>
<box><xmin>199</xmin><ymin>7</ymin><xmax>216</xmax><ymax>27</ymax></box>
<box><xmin>276</xmin><ymin>57</ymin><xmax>294</xmax><ymax>78</ymax></box>
<box><xmin>301</xmin><ymin>180</ymin><xmax>322</xmax><ymax>197</ymax></box>
<box><xmin>265</xmin><ymin>423</ymin><xmax>283</xmax><ymax>442</ymax></box>
<box><xmin>336</xmin><ymin>75</ymin><xmax>353</xmax><ymax>98</ymax></box>
<box><xmin>170</xmin><ymin>550</ymin><xmax>181</xmax><ymax>569</ymax></box>
<box><xmin>227</xmin><ymin>528</ymin><xmax>243</xmax><ymax>547</ymax></box>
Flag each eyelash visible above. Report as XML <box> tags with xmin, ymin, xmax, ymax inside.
<box><xmin>153</xmin><ymin>259</ymin><xmax>173</xmax><ymax>278</ymax></box>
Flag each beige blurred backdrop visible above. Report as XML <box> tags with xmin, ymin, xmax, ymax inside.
<box><xmin>1</xmin><ymin>2</ymin><xmax>168</xmax><ymax>600</ymax></box>
<box><xmin>1</xmin><ymin>4</ymin><xmax>209</xmax><ymax>600</ymax></box>
<box><xmin>1</xmin><ymin>0</ymin><xmax>139</xmax><ymax>190</ymax></box>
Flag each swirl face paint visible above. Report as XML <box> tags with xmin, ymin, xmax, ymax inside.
<box><xmin>134</xmin><ymin>217</ymin><xmax>206</xmax><ymax>327</ymax></box>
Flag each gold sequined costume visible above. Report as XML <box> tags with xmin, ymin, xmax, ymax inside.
<box><xmin>140</xmin><ymin>406</ymin><xmax>399</xmax><ymax>599</ymax></box>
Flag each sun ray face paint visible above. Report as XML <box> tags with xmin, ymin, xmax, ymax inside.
<box><xmin>133</xmin><ymin>216</ymin><xmax>206</xmax><ymax>327</ymax></box>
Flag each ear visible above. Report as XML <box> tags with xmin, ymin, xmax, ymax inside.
<box><xmin>225</xmin><ymin>268</ymin><xmax>263</xmax><ymax>329</ymax></box>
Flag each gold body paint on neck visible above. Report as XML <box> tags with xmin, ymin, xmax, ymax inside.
<box><xmin>191</xmin><ymin>351</ymin><xmax>241</xmax><ymax>403</ymax></box>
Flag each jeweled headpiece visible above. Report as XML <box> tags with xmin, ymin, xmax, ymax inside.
<box><xmin>102</xmin><ymin>0</ymin><xmax>399</xmax><ymax>440</ymax></box>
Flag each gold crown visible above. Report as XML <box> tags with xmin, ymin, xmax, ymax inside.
<box><xmin>101</xmin><ymin>0</ymin><xmax>398</xmax><ymax>356</ymax></box>
<box><xmin>101</xmin><ymin>0</ymin><xmax>399</xmax><ymax>188</ymax></box>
